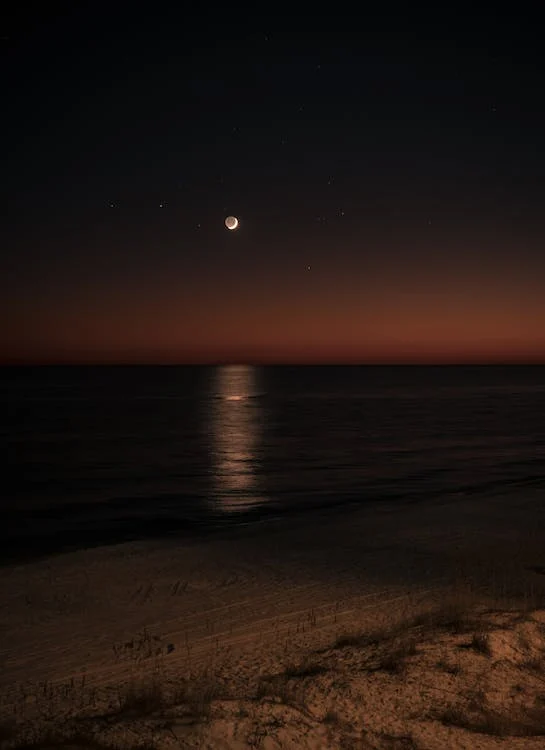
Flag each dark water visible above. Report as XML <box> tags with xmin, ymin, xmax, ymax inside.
<box><xmin>2</xmin><ymin>365</ymin><xmax>545</xmax><ymax>562</ymax></box>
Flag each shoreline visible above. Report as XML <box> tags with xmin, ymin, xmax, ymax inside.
<box><xmin>2</xmin><ymin>477</ymin><xmax>544</xmax><ymax>568</ymax></box>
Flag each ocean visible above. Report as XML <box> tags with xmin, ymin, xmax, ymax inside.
<box><xmin>2</xmin><ymin>365</ymin><xmax>545</xmax><ymax>562</ymax></box>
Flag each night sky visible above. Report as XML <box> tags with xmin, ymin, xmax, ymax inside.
<box><xmin>3</xmin><ymin>9</ymin><xmax>545</xmax><ymax>364</ymax></box>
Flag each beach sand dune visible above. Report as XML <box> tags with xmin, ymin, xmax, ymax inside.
<box><xmin>1</xmin><ymin>488</ymin><xmax>545</xmax><ymax>748</ymax></box>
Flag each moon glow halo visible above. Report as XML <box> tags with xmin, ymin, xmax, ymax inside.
<box><xmin>225</xmin><ymin>216</ymin><xmax>239</xmax><ymax>230</ymax></box>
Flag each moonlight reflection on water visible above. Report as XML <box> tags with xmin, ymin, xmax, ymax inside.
<box><xmin>209</xmin><ymin>365</ymin><xmax>266</xmax><ymax>514</ymax></box>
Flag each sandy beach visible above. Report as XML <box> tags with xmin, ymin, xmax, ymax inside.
<box><xmin>1</xmin><ymin>488</ymin><xmax>545</xmax><ymax>748</ymax></box>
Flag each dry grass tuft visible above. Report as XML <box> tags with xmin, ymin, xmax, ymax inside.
<box><xmin>170</xmin><ymin>670</ymin><xmax>220</xmax><ymax>720</ymax></box>
<box><xmin>118</xmin><ymin>676</ymin><xmax>165</xmax><ymax>716</ymax></box>
<box><xmin>254</xmin><ymin>670</ymin><xmax>307</xmax><ymax>709</ymax></box>
<box><xmin>333</xmin><ymin>631</ymin><xmax>369</xmax><ymax>649</ymax></box>
<box><xmin>333</xmin><ymin>621</ymin><xmax>406</xmax><ymax>651</ymax></box>
<box><xmin>523</xmin><ymin>656</ymin><xmax>545</xmax><ymax>674</ymax></box>
<box><xmin>333</xmin><ymin>589</ymin><xmax>481</xmax><ymax>661</ymax></box>
<box><xmin>323</xmin><ymin>709</ymin><xmax>341</xmax><ymax>725</ymax></box>
<box><xmin>332</xmin><ymin>621</ymin><xmax>420</xmax><ymax>677</ymax></box>
<box><xmin>373</xmin><ymin>637</ymin><xmax>418</xmax><ymax>674</ymax></box>
<box><xmin>435</xmin><ymin>659</ymin><xmax>461</xmax><ymax>675</ymax></box>
<box><xmin>411</xmin><ymin>594</ymin><xmax>479</xmax><ymax>635</ymax></box>
<box><xmin>282</xmin><ymin>657</ymin><xmax>328</xmax><ymax>679</ymax></box>
<box><xmin>376</xmin><ymin>731</ymin><xmax>419</xmax><ymax>748</ymax></box>
<box><xmin>469</xmin><ymin>631</ymin><xmax>491</xmax><ymax>655</ymax></box>
<box><xmin>440</xmin><ymin>694</ymin><xmax>545</xmax><ymax>737</ymax></box>
<box><xmin>2</xmin><ymin>722</ymin><xmax>160</xmax><ymax>750</ymax></box>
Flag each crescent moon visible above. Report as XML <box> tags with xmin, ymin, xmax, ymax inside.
<box><xmin>225</xmin><ymin>216</ymin><xmax>239</xmax><ymax>230</ymax></box>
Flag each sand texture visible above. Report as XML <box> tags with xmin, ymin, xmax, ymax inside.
<box><xmin>1</xmin><ymin>488</ymin><xmax>545</xmax><ymax>748</ymax></box>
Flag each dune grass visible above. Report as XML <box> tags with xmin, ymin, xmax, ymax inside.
<box><xmin>3</xmin><ymin>568</ymin><xmax>545</xmax><ymax>749</ymax></box>
<box><xmin>440</xmin><ymin>698</ymin><xmax>545</xmax><ymax>738</ymax></box>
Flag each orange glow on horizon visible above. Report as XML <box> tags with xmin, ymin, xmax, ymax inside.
<box><xmin>2</xmin><ymin>251</ymin><xmax>545</xmax><ymax>365</ymax></box>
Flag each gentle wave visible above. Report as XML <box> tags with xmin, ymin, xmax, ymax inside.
<box><xmin>2</xmin><ymin>365</ymin><xmax>545</xmax><ymax>562</ymax></box>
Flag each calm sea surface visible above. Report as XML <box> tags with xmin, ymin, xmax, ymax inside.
<box><xmin>2</xmin><ymin>365</ymin><xmax>545</xmax><ymax>561</ymax></box>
